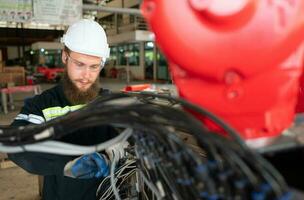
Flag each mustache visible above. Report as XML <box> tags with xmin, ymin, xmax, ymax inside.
<box><xmin>62</xmin><ymin>72</ymin><xmax>100</xmax><ymax>105</ymax></box>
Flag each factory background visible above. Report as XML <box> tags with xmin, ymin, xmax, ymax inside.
<box><xmin>0</xmin><ymin>1</ymin><xmax>171</xmax><ymax>199</ymax></box>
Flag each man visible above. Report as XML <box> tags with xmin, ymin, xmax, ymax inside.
<box><xmin>8</xmin><ymin>19</ymin><xmax>118</xmax><ymax>200</ymax></box>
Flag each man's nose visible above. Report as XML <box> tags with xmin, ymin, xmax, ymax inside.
<box><xmin>81</xmin><ymin>66</ymin><xmax>91</xmax><ymax>78</ymax></box>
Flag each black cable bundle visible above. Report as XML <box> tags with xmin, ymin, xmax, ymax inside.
<box><xmin>0</xmin><ymin>92</ymin><xmax>291</xmax><ymax>199</ymax></box>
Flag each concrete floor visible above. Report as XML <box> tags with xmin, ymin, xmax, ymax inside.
<box><xmin>0</xmin><ymin>111</ymin><xmax>40</xmax><ymax>200</ymax></box>
<box><xmin>0</xmin><ymin>167</ymin><xmax>40</xmax><ymax>200</ymax></box>
<box><xmin>0</xmin><ymin>78</ymin><xmax>175</xmax><ymax>200</ymax></box>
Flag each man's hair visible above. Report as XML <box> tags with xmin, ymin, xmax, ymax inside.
<box><xmin>63</xmin><ymin>46</ymin><xmax>71</xmax><ymax>54</ymax></box>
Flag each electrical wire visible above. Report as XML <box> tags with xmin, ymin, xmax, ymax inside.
<box><xmin>96</xmin><ymin>159</ymin><xmax>136</xmax><ymax>199</ymax></box>
<box><xmin>0</xmin><ymin>92</ymin><xmax>290</xmax><ymax>200</ymax></box>
<box><xmin>110</xmin><ymin>153</ymin><xmax>121</xmax><ymax>200</ymax></box>
<box><xmin>0</xmin><ymin>128</ymin><xmax>132</xmax><ymax>155</ymax></box>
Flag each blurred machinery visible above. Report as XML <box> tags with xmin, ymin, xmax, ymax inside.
<box><xmin>30</xmin><ymin>42</ymin><xmax>64</xmax><ymax>82</ymax></box>
<box><xmin>141</xmin><ymin>0</ymin><xmax>304</xmax><ymax>144</ymax></box>
<box><xmin>140</xmin><ymin>0</ymin><xmax>304</xmax><ymax>193</ymax></box>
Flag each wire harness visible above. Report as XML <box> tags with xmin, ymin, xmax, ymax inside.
<box><xmin>0</xmin><ymin>92</ymin><xmax>291</xmax><ymax>200</ymax></box>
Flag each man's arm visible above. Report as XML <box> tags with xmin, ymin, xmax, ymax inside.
<box><xmin>8</xmin><ymin>151</ymin><xmax>73</xmax><ymax>176</ymax></box>
<box><xmin>8</xmin><ymin>96</ymin><xmax>120</xmax><ymax>178</ymax></box>
<box><xmin>8</xmin><ymin>96</ymin><xmax>74</xmax><ymax>176</ymax></box>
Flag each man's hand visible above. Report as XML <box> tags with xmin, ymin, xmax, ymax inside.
<box><xmin>64</xmin><ymin>152</ymin><xmax>109</xmax><ymax>179</ymax></box>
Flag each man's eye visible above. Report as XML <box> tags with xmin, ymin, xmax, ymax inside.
<box><xmin>90</xmin><ymin>65</ymin><xmax>100</xmax><ymax>70</ymax></box>
<box><xmin>76</xmin><ymin>62</ymin><xmax>84</xmax><ymax>67</ymax></box>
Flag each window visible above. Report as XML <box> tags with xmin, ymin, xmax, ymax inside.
<box><xmin>115</xmin><ymin>43</ymin><xmax>139</xmax><ymax>66</ymax></box>
<box><xmin>145</xmin><ymin>42</ymin><xmax>154</xmax><ymax>69</ymax></box>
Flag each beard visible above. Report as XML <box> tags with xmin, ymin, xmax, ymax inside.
<box><xmin>62</xmin><ymin>71</ymin><xmax>100</xmax><ymax>105</ymax></box>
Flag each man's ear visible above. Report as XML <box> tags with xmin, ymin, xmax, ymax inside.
<box><xmin>62</xmin><ymin>51</ymin><xmax>67</xmax><ymax>64</ymax></box>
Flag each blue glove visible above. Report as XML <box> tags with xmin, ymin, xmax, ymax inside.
<box><xmin>64</xmin><ymin>152</ymin><xmax>109</xmax><ymax>179</ymax></box>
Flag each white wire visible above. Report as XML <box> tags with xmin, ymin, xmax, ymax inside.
<box><xmin>0</xmin><ymin>128</ymin><xmax>132</xmax><ymax>155</ymax></box>
<box><xmin>100</xmin><ymin>168</ymin><xmax>161</xmax><ymax>200</ymax></box>
<box><xmin>109</xmin><ymin>133</ymin><xmax>134</xmax><ymax>200</ymax></box>
<box><xmin>110</xmin><ymin>153</ymin><xmax>121</xmax><ymax>200</ymax></box>
<box><xmin>143</xmin><ymin>187</ymin><xmax>150</xmax><ymax>200</ymax></box>
<box><xmin>96</xmin><ymin>159</ymin><xmax>136</xmax><ymax>197</ymax></box>
<box><xmin>97</xmin><ymin>160</ymin><xmax>136</xmax><ymax>191</ymax></box>
<box><xmin>98</xmin><ymin>169</ymin><xmax>136</xmax><ymax>200</ymax></box>
<box><xmin>138</xmin><ymin>169</ymin><xmax>163</xmax><ymax>200</ymax></box>
<box><xmin>101</xmin><ymin>164</ymin><xmax>162</xmax><ymax>200</ymax></box>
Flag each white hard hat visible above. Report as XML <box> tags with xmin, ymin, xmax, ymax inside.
<box><xmin>61</xmin><ymin>19</ymin><xmax>110</xmax><ymax>59</ymax></box>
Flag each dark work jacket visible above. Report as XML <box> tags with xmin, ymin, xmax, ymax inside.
<box><xmin>8</xmin><ymin>83</ymin><xmax>117</xmax><ymax>200</ymax></box>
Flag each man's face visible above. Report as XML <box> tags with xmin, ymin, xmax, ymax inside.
<box><xmin>62</xmin><ymin>50</ymin><xmax>102</xmax><ymax>92</ymax></box>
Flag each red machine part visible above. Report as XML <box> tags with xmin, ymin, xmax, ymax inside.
<box><xmin>122</xmin><ymin>84</ymin><xmax>152</xmax><ymax>92</ymax></box>
<box><xmin>37</xmin><ymin>66</ymin><xmax>64</xmax><ymax>81</ymax></box>
<box><xmin>296</xmin><ymin>70</ymin><xmax>304</xmax><ymax>112</ymax></box>
<box><xmin>141</xmin><ymin>0</ymin><xmax>304</xmax><ymax>141</ymax></box>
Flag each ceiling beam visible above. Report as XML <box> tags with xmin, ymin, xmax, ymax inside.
<box><xmin>83</xmin><ymin>4</ymin><xmax>142</xmax><ymax>15</ymax></box>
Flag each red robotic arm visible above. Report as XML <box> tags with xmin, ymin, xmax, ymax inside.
<box><xmin>141</xmin><ymin>0</ymin><xmax>304</xmax><ymax>144</ymax></box>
